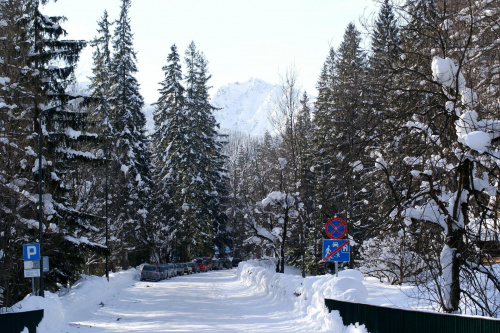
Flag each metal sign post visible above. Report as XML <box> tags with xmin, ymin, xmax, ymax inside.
<box><xmin>323</xmin><ymin>217</ymin><xmax>350</xmax><ymax>277</ymax></box>
<box><xmin>23</xmin><ymin>245</ymin><xmax>40</xmax><ymax>296</ymax></box>
<box><xmin>23</xmin><ymin>245</ymin><xmax>48</xmax><ymax>296</ymax></box>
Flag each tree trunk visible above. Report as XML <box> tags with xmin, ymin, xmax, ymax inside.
<box><xmin>280</xmin><ymin>214</ymin><xmax>289</xmax><ymax>273</ymax></box>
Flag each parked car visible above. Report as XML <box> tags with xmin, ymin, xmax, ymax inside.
<box><xmin>212</xmin><ymin>259</ymin><xmax>221</xmax><ymax>270</ymax></box>
<box><xmin>194</xmin><ymin>258</ymin><xmax>208</xmax><ymax>272</ymax></box>
<box><xmin>166</xmin><ymin>263</ymin><xmax>176</xmax><ymax>278</ymax></box>
<box><xmin>231</xmin><ymin>257</ymin><xmax>242</xmax><ymax>267</ymax></box>
<box><xmin>140</xmin><ymin>264</ymin><xmax>161</xmax><ymax>281</ymax></box>
<box><xmin>174</xmin><ymin>263</ymin><xmax>184</xmax><ymax>276</ymax></box>
<box><xmin>221</xmin><ymin>258</ymin><xmax>233</xmax><ymax>269</ymax></box>
<box><xmin>203</xmin><ymin>257</ymin><xmax>213</xmax><ymax>271</ymax></box>
<box><xmin>158</xmin><ymin>264</ymin><xmax>169</xmax><ymax>280</ymax></box>
<box><xmin>182</xmin><ymin>263</ymin><xmax>193</xmax><ymax>275</ymax></box>
<box><xmin>188</xmin><ymin>262</ymin><xmax>200</xmax><ymax>273</ymax></box>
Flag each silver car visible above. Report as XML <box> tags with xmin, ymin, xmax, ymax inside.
<box><xmin>158</xmin><ymin>264</ymin><xmax>169</xmax><ymax>280</ymax></box>
<box><xmin>174</xmin><ymin>263</ymin><xmax>184</xmax><ymax>276</ymax></box>
<box><xmin>140</xmin><ymin>264</ymin><xmax>161</xmax><ymax>281</ymax></box>
<box><xmin>166</xmin><ymin>263</ymin><xmax>176</xmax><ymax>278</ymax></box>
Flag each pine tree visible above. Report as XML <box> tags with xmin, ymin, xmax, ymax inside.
<box><xmin>312</xmin><ymin>47</ymin><xmax>337</xmax><ymax>218</ymax></box>
<box><xmin>309</xmin><ymin>48</ymin><xmax>339</xmax><ymax>274</ymax></box>
<box><xmin>89</xmin><ymin>10</ymin><xmax>113</xmax><ymax>137</ymax></box>
<box><xmin>108</xmin><ymin>0</ymin><xmax>153</xmax><ymax>268</ymax></box>
<box><xmin>325</xmin><ymin>23</ymin><xmax>371</xmax><ymax>266</ymax></box>
<box><xmin>294</xmin><ymin>91</ymin><xmax>317</xmax><ymax>276</ymax></box>
<box><xmin>151</xmin><ymin>44</ymin><xmax>186</xmax><ymax>262</ymax></box>
<box><xmin>360</xmin><ymin>0</ymin><xmax>420</xmax><ymax>284</ymax></box>
<box><xmin>85</xmin><ymin>10</ymin><xmax>115</xmax><ymax>274</ymax></box>
<box><xmin>157</xmin><ymin>42</ymin><xmax>227</xmax><ymax>261</ymax></box>
<box><xmin>0</xmin><ymin>0</ymin><xmax>104</xmax><ymax>305</ymax></box>
<box><xmin>186</xmin><ymin>45</ymin><xmax>229</xmax><ymax>254</ymax></box>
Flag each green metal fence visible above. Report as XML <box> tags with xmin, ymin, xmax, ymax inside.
<box><xmin>0</xmin><ymin>309</ymin><xmax>44</xmax><ymax>333</ymax></box>
<box><xmin>325</xmin><ymin>298</ymin><xmax>500</xmax><ymax>333</ymax></box>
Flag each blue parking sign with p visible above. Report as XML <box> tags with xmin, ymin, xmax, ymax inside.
<box><xmin>23</xmin><ymin>244</ymin><xmax>40</xmax><ymax>261</ymax></box>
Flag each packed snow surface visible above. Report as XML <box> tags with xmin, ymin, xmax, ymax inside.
<box><xmin>9</xmin><ymin>260</ymin><xmax>429</xmax><ymax>332</ymax></box>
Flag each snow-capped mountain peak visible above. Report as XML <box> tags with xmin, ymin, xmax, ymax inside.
<box><xmin>211</xmin><ymin>78</ymin><xmax>282</xmax><ymax>135</ymax></box>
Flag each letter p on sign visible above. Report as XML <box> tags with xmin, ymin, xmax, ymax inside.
<box><xmin>23</xmin><ymin>244</ymin><xmax>40</xmax><ymax>261</ymax></box>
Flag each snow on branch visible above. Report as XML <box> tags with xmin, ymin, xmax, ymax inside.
<box><xmin>431</xmin><ymin>56</ymin><xmax>497</xmax><ymax>153</ymax></box>
<box><xmin>64</xmin><ymin>235</ymin><xmax>106</xmax><ymax>248</ymax></box>
<box><xmin>261</xmin><ymin>191</ymin><xmax>295</xmax><ymax>208</ymax></box>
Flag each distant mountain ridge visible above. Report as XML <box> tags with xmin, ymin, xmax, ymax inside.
<box><xmin>144</xmin><ymin>77</ymin><xmax>313</xmax><ymax>136</ymax></box>
<box><xmin>211</xmin><ymin>78</ymin><xmax>282</xmax><ymax>135</ymax></box>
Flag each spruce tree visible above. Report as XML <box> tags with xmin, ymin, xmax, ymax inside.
<box><xmin>186</xmin><ymin>45</ymin><xmax>229</xmax><ymax>254</ymax></box>
<box><xmin>85</xmin><ymin>10</ymin><xmax>114</xmax><ymax>273</ymax></box>
<box><xmin>108</xmin><ymin>0</ymin><xmax>153</xmax><ymax>267</ymax></box>
<box><xmin>0</xmin><ymin>0</ymin><xmax>104</xmax><ymax>304</ymax></box>
<box><xmin>89</xmin><ymin>10</ymin><xmax>113</xmax><ymax>137</ymax></box>
<box><xmin>151</xmin><ymin>44</ymin><xmax>186</xmax><ymax>262</ymax></box>
<box><xmin>360</xmin><ymin>0</ymin><xmax>420</xmax><ymax>283</ymax></box>
<box><xmin>312</xmin><ymin>47</ymin><xmax>337</xmax><ymax>217</ymax></box>
<box><xmin>294</xmin><ymin>91</ymin><xmax>317</xmax><ymax>275</ymax></box>
<box><xmin>155</xmin><ymin>42</ymin><xmax>227</xmax><ymax>261</ymax></box>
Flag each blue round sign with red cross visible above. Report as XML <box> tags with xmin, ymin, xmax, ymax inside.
<box><xmin>325</xmin><ymin>217</ymin><xmax>347</xmax><ymax>239</ymax></box>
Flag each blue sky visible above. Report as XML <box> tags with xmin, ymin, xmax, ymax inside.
<box><xmin>44</xmin><ymin>0</ymin><xmax>378</xmax><ymax>103</ymax></box>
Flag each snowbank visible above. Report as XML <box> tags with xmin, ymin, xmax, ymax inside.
<box><xmin>7</xmin><ymin>291</ymin><xmax>64</xmax><ymax>333</ymax></box>
<box><xmin>6</xmin><ymin>269</ymin><xmax>138</xmax><ymax>333</ymax></box>
<box><xmin>60</xmin><ymin>269</ymin><xmax>138</xmax><ymax>323</ymax></box>
<box><xmin>237</xmin><ymin>260</ymin><xmax>369</xmax><ymax>332</ymax></box>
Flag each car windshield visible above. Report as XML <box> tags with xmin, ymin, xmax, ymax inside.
<box><xmin>142</xmin><ymin>265</ymin><xmax>156</xmax><ymax>271</ymax></box>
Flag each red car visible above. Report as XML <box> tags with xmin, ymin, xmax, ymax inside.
<box><xmin>194</xmin><ymin>258</ymin><xmax>208</xmax><ymax>272</ymax></box>
<box><xmin>203</xmin><ymin>257</ymin><xmax>213</xmax><ymax>271</ymax></box>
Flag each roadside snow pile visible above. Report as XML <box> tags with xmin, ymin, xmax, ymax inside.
<box><xmin>60</xmin><ymin>269</ymin><xmax>138</xmax><ymax>323</ymax></box>
<box><xmin>6</xmin><ymin>291</ymin><xmax>64</xmax><ymax>333</ymax></box>
<box><xmin>6</xmin><ymin>269</ymin><xmax>138</xmax><ymax>333</ymax></box>
<box><xmin>237</xmin><ymin>260</ymin><xmax>369</xmax><ymax>332</ymax></box>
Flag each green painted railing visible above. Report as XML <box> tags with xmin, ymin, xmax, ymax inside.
<box><xmin>0</xmin><ymin>309</ymin><xmax>44</xmax><ymax>333</ymax></box>
<box><xmin>325</xmin><ymin>298</ymin><xmax>500</xmax><ymax>333</ymax></box>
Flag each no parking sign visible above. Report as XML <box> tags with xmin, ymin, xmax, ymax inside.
<box><xmin>324</xmin><ymin>218</ymin><xmax>347</xmax><ymax>239</ymax></box>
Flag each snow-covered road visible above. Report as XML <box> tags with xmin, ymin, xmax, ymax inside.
<box><xmin>63</xmin><ymin>269</ymin><xmax>313</xmax><ymax>332</ymax></box>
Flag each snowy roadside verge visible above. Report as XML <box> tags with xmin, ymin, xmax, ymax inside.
<box><xmin>5</xmin><ymin>269</ymin><xmax>138</xmax><ymax>333</ymax></box>
<box><xmin>237</xmin><ymin>259</ymin><xmax>370</xmax><ymax>332</ymax></box>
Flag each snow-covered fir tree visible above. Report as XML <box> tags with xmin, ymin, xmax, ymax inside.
<box><xmin>293</xmin><ymin>91</ymin><xmax>318</xmax><ymax>276</ymax></box>
<box><xmin>359</xmin><ymin>0</ymin><xmax>422</xmax><ymax>285</ymax></box>
<box><xmin>108</xmin><ymin>0</ymin><xmax>153</xmax><ymax>267</ymax></box>
<box><xmin>85</xmin><ymin>10</ymin><xmax>115</xmax><ymax>273</ymax></box>
<box><xmin>0</xmin><ymin>0</ymin><xmax>104</xmax><ymax>306</ymax></box>
<box><xmin>154</xmin><ymin>42</ymin><xmax>227</xmax><ymax>261</ymax></box>
<box><xmin>314</xmin><ymin>23</ymin><xmax>373</xmax><ymax>267</ymax></box>
<box><xmin>89</xmin><ymin>10</ymin><xmax>113</xmax><ymax>138</ymax></box>
<box><xmin>312</xmin><ymin>47</ymin><xmax>337</xmax><ymax>228</ymax></box>
<box><xmin>151</xmin><ymin>44</ymin><xmax>186</xmax><ymax>262</ymax></box>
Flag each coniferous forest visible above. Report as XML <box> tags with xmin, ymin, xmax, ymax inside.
<box><xmin>1</xmin><ymin>0</ymin><xmax>499</xmax><ymax>317</ymax></box>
